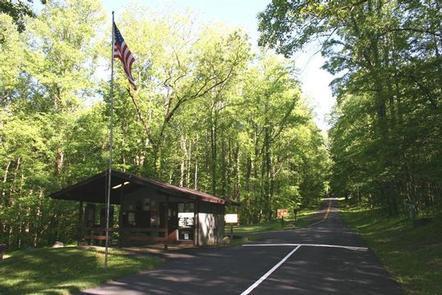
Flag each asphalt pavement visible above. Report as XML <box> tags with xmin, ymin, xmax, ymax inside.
<box><xmin>82</xmin><ymin>199</ymin><xmax>403</xmax><ymax>295</ymax></box>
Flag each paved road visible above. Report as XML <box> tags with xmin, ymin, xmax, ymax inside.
<box><xmin>83</xmin><ymin>199</ymin><xmax>403</xmax><ymax>294</ymax></box>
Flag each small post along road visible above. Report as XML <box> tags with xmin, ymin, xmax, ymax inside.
<box><xmin>83</xmin><ymin>199</ymin><xmax>403</xmax><ymax>295</ymax></box>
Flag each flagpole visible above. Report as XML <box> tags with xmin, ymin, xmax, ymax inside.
<box><xmin>105</xmin><ymin>11</ymin><xmax>115</xmax><ymax>270</ymax></box>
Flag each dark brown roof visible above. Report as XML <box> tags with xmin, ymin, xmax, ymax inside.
<box><xmin>50</xmin><ymin>169</ymin><xmax>226</xmax><ymax>205</ymax></box>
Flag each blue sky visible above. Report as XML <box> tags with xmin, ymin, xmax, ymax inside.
<box><xmin>104</xmin><ymin>0</ymin><xmax>334</xmax><ymax>130</ymax></box>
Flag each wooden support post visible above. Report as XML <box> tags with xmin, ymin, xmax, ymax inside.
<box><xmin>221</xmin><ymin>205</ymin><xmax>226</xmax><ymax>244</ymax></box>
<box><xmin>230</xmin><ymin>224</ymin><xmax>233</xmax><ymax>240</ymax></box>
<box><xmin>78</xmin><ymin>201</ymin><xmax>83</xmax><ymax>246</ymax></box>
<box><xmin>118</xmin><ymin>189</ymin><xmax>124</xmax><ymax>248</ymax></box>
<box><xmin>0</xmin><ymin>244</ymin><xmax>6</xmax><ymax>260</ymax></box>
<box><xmin>164</xmin><ymin>196</ymin><xmax>169</xmax><ymax>250</ymax></box>
<box><xmin>193</xmin><ymin>200</ymin><xmax>197</xmax><ymax>247</ymax></box>
<box><xmin>196</xmin><ymin>200</ymin><xmax>200</xmax><ymax>247</ymax></box>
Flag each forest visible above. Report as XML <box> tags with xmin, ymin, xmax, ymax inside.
<box><xmin>259</xmin><ymin>0</ymin><xmax>441</xmax><ymax>216</ymax></box>
<box><xmin>0</xmin><ymin>0</ymin><xmax>329</xmax><ymax>249</ymax></box>
<box><xmin>1</xmin><ymin>0</ymin><xmax>440</xmax><ymax>251</ymax></box>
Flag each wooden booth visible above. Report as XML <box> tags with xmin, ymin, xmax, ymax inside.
<box><xmin>50</xmin><ymin>170</ymin><xmax>226</xmax><ymax>247</ymax></box>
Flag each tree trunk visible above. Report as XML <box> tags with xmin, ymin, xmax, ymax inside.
<box><xmin>210</xmin><ymin>106</ymin><xmax>218</xmax><ymax>195</ymax></box>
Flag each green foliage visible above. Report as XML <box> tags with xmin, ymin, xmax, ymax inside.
<box><xmin>0</xmin><ymin>14</ymin><xmax>25</xmax><ymax>100</ymax></box>
<box><xmin>0</xmin><ymin>0</ymin><xmax>107</xmax><ymax>249</ymax></box>
<box><xmin>0</xmin><ymin>1</ymin><xmax>35</xmax><ymax>33</ymax></box>
<box><xmin>259</xmin><ymin>0</ymin><xmax>442</xmax><ymax>216</ymax></box>
<box><xmin>0</xmin><ymin>0</ymin><xmax>329</xmax><ymax>250</ymax></box>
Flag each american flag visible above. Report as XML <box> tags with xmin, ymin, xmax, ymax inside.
<box><xmin>113</xmin><ymin>22</ymin><xmax>136</xmax><ymax>87</ymax></box>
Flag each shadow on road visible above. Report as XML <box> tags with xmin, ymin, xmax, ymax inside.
<box><xmin>82</xmin><ymin>199</ymin><xmax>403</xmax><ymax>295</ymax></box>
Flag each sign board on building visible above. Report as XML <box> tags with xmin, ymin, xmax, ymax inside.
<box><xmin>277</xmin><ymin>209</ymin><xmax>289</xmax><ymax>219</ymax></box>
<box><xmin>225</xmin><ymin>214</ymin><xmax>238</xmax><ymax>224</ymax></box>
<box><xmin>178</xmin><ymin>212</ymin><xmax>194</xmax><ymax>228</ymax></box>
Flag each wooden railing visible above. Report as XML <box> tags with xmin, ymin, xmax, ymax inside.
<box><xmin>83</xmin><ymin>227</ymin><xmax>115</xmax><ymax>245</ymax></box>
<box><xmin>120</xmin><ymin>227</ymin><xmax>168</xmax><ymax>243</ymax></box>
<box><xmin>83</xmin><ymin>226</ymin><xmax>176</xmax><ymax>245</ymax></box>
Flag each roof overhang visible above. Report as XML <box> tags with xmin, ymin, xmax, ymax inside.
<box><xmin>49</xmin><ymin>170</ymin><xmax>226</xmax><ymax>205</ymax></box>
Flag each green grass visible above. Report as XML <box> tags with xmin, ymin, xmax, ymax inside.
<box><xmin>0</xmin><ymin>246</ymin><xmax>160</xmax><ymax>295</ymax></box>
<box><xmin>340</xmin><ymin>203</ymin><xmax>442</xmax><ymax>295</ymax></box>
<box><xmin>228</xmin><ymin>208</ymin><xmax>317</xmax><ymax>235</ymax></box>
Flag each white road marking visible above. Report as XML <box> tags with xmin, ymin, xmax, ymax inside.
<box><xmin>240</xmin><ymin>245</ymin><xmax>302</xmax><ymax>295</ymax></box>
<box><xmin>240</xmin><ymin>201</ymin><xmax>367</xmax><ymax>294</ymax></box>
<box><xmin>243</xmin><ymin>243</ymin><xmax>368</xmax><ymax>251</ymax></box>
<box><xmin>299</xmin><ymin>243</ymin><xmax>368</xmax><ymax>251</ymax></box>
<box><xmin>243</xmin><ymin>243</ymin><xmax>299</xmax><ymax>247</ymax></box>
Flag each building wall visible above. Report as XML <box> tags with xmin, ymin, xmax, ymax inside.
<box><xmin>195</xmin><ymin>212</ymin><xmax>225</xmax><ymax>246</ymax></box>
<box><xmin>119</xmin><ymin>187</ymin><xmax>226</xmax><ymax>246</ymax></box>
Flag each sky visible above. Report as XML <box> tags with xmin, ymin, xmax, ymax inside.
<box><xmin>103</xmin><ymin>0</ymin><xmax>335</xmax><ymax>131</ymax></box>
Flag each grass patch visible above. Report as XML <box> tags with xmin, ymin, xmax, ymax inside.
<box><xmin>228</xmin><ymin>208</ymin><xmax>317</xmax><ymax>235</ymax></box>
<box><xmin>229</xmin><ymin>220</ymin><xmax>288</xmax><ymax>234</ymax></box>
<box><xmin>0</xmin><ymin>246</ymin><xmax>160</xmax><ymax>295</ymax></box>
<box><xmin>340</xmin><ymin>203</ymin><xmax>442</xmax><ymax>295</ymax></box>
